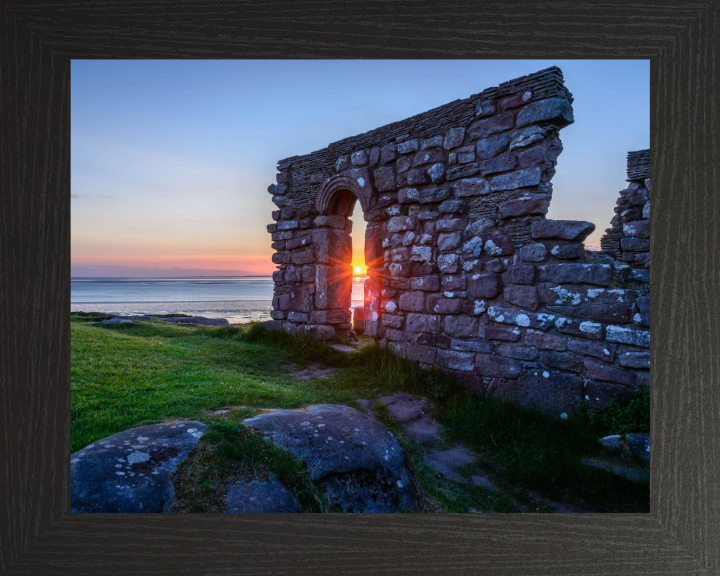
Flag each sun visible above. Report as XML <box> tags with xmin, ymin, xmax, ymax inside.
<box><xmin>354</xmin><ymin>266</ymin><xmax>362</xmax><ymax>274</ymax></box>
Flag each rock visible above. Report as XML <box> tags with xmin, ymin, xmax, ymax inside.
<box><xmin>520</xmin><ymin>242</ymin><xmax>548</xmax><ymax>262</ymax></box>
<box><xmin>471</xmin><ymin>475</ymin><xmax>497</xmax><ymax>491</ymax></box>
<box><xmin>504</xmin><ymin>285</ymin><xmax>540</xmax><ymax>311</ymax></box>
<box><xmin>71</xmin><ymin>421</ymin><xmax>206</xmax><ymax>513</ymax></box>
<box><xmin>599</xmin><ymin>434</ymin><xmax>623</xmax><ymax>452</ymax></box>
<box><xmin>531</xmin><ymin>219</ymin><xmax>595</xmax><ymax>242</ymax></box>
<box><xmin>516</xmin><ymin>98</ymin><xmax>574</xmax><ymax>128</ymax></box>
<box><xmin>446</xmin><ymin>163</ymin><xmax>480</xmax><ymax>181</ymax></box>
<box><xmin>625</xmin><ymin>433</ymin><xmax>650</xmax><ymax>464</ymax></box>
<box><xmin>584</xmin><ymin>358</ymin><xmax>637</xmax><ymax>386</ymax></box>
<box><xmin>225</xmin><ymin>476</ymin><xmax>300</xmax><ymax>513</ymax></box>
<box><xmin>425</xmin><ymin>445</ymin><xmax>474</xmax><ymax>481</ymax></box>
<box><xmin>475</xmin><ymin>354</ymin><xmax>522</xmax><ymax>378</ymax></box>
<box><xmin>469</xmin><ymin>274</ymin><xmax>503</xmax><ymax>299</ymax></box>
<box><xmin>490</xmin><ymin>167</ymin><xmax>542</xmax><ymax>192</ymax></box>
<box><xmin>508</xmin><ymin>126</ymin><xmax>545</xmax><ymax>150</ymax></box>
<box><xmin>351</xmin><ymin>150</ymin><xmax>368</xmax><ymax>166</ymax></box>
<box><xmin>374</xmin><ymin>166</ymin><xmax>396</xmax><ymax>192</ymax></box>
<box><xmin>580</xmin><ymin>458</ymin><xmax>648</xmax><ymax>484</ymax></box>
<box><xmin>427</xmin><ymin>163</ymin><xmax>446</xmax><ymax>184</ymax></box>
<box><xmin>436</xmin><ymin>349</ymin><xmax>476</xmax><ymax>372</ymax></box>
<box><xmin>499</xmin><ymin>197</ymin><xmax>549</xmax><ymax>218</ymax></box>
<box><xmin>243</xmin><ymin>405</ymin><xmax>417</xmax><ymax>512</ymax></box>
<box><xmin>397</xmin><ymin>139</ymin><xmax>419</xmax><ymax>154</ymax></box>
<box><xmin>476</xmin><ymin>133</ymin><xmax>510</xmax><ymax>160</ymax></box>
<box><xmin>99</xmin><ymin>318</ymin><xmax>137</xmax><ymax>324</ymax></box>
<box><xmin>619</xmin><ymin>351</ymin><xmax>650</xmax><ymax>369</ymax></box>
<box><xmin>479</xmin><ymin>155</ymin><xmax>517</xmax><ymax>175</ymax></box>
<box><xmin>605</xmin><ymin>325</ymin><xmax>650</xmax><ymax>348</ymax></box>
<box><xmin>537</xmin><ymin>264</ymin><xmax>612</xmax><ymax>286</ymax></box>
<box><xmin>524</xmin><ymin>329</ymin><xmax>566</xmax><ymax>350</ymax></box>
<box><xmin>568</xmin><ymin>338</ymin><xmax>616</xmax><ymax>362</ymax></box>
<box><xmin>507</xmin><ymin>265</ymin><xmax>536</xmax><ymax>284</ymax></box>
<box><xmin>467</xmin><ymin>113</ymin><xmax>516</xmax><ymax>139</ymax></box>
<box><xmin>444</xmin><ymin>127</ymin><xmax>466</xmax><ymax>150</ymax></box>
<box><xmin>378</xmin><ymin>393</ymin><xmax>441</xmax><ymax>444</ymax></box>
<box><xmin>490</xmin><ymin>370</ymin><xmax>583</xmax><ymax>418</ymax></box>
<box><xmin>381</xmin><ymin>144</ymin><xmax>397</xmax><ymax>164</ymax></box>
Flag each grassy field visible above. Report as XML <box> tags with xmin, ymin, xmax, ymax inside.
<box><xmin>71</xmin><ymin>314</ymin><xmax>650</xmax><ymax>513</ymax></box>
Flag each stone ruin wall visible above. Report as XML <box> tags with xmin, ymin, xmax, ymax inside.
<box><xmin>265</xmin><ymin>67</ymin><xmax>650</xmax><ymax>418</ymax></box>
<box><xmin>600</xmin><ymin>149</ymin><xmax>651</xmax><ymax>271</ymax></box>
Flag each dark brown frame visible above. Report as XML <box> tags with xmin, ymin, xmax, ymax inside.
<box><xmin>1</xmin><ymin>1</ymin><xmax>718</xmax><ymax>574</ymax></box>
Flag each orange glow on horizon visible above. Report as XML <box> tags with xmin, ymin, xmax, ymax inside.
<box><xmin>352</xmin><ymin>263</ymin><xmax>367</xmax><ymax>276</ymax></box>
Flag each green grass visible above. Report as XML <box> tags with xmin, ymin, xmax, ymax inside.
<box><xmin>71</xmin><ymin>314</ymin><xmax>649</xmax><ymax>512</ymax></box>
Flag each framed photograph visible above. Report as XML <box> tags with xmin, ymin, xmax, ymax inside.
<box><xmin>2</xmin><ymin>1</ymin><xmax>718</xmax><ymax>574</ymax></box>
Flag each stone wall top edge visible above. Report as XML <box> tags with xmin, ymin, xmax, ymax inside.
<box><xmin>277</xmin><ymin>67</ymin><xmax>571</xmax><ymax>170</ymax></box>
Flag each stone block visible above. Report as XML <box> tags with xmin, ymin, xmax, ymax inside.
<box><xmin>585</xmin><ymin>381</ymin><xmax>635</xmax><ymax>411</ymax></box>
<box><xmin>462</xmin><ymin>237</ymin><xmax>484</xmax><ymax>259</ymax></box>
<box><xmin>387</xmin><ymin>216</ymin><xmax>418</xmax><ymax>233</ymax></box>
<box><xmin>413</xmin><ymin>149</ymin><xmax>446</xmax><ymax>167</ymax></box>
<box><xmin>453</xmin><ymin>177</ymin><xmax>490</xmax><ymax>197</ymax></box>
<box><xmin>382</xmin><ymin>314</ymin><xmax>405</xmax><ymax>329</ymax></box>
<box><xmin>401</xmin><ymin>169</ymin><xmax>430</xmax><ymax>187</ymax></box>
<box><xmin>490</xmin><ymin>167</ymin><xmax>542</xmax><ymax>192</ymax></box>
<box><xmin>619</xmin><ymin>352</ymin><xmax>650</xmax><ymax>369</ymax></box>
<box><xmin>397</xmin><ymin>139</ymin><xmax>419</xmax><ymax>154</ymax></box>
<box><xmin>567</xmin><ymin>339</ymin><xmax>616</xmax><ymax>362</ymax></box>
<box><xmin>497</xmin><ymin>344</ymin><xmax>538</xmax><ymax>361</ymax></box>
<box><xmin>446</xmin><ymin>163</ymin><xmax>480</xmax><ymax>181</ymax></box>
<box><xmin>438</xmin><ymin>232</ymin><xmax>462</xmax><ymax>251</ymax></box>
<box><xmin>483</xmin><ymin>234</ymin><xmax>514</xmax><ymax>257</ymax></box>
<box><xmin>475</xmin><ymin>100</ymin><xmax>496</xmax><ymax>118</ymax></box>
<box><xmin>487</xmin><ymin>306</ymin><xmax>556</xmax><ymax>331</ymax></box>
<box><xmin>406</xmin><ymin>313</ymin><xmax>441</xmax><ymax>334</ymax></box>
<box><xmin>277</xmin><ymin>220</ymin><xmax>299</xmax><ymax>231</ymax></box>
<box><xmin>290</xmin><ymin>249</ymin><xmax>315</xmax><ymax>265</ymax></box>
<box><xmin>492</xmin><ymin>370</ymin><xmax>583</xmax><ymax>418</ymax></box>
<box><xmin>439</xmin><ymin>200</ymin><xmax>465</xmax><ymax>214</ymax></box>
<box><xmin>632</xmin><ymin>295</ymin><xmax>650</xmax><ymax>327</ymax></box>
<box><xmin>399</xmin><ymin>291</ymin><xmax>425</xmax><ymax>312</ymax></box>
<box><xmin>385</xmin><ymin>329</ymin><xmax>418</xmax><ymax>343</ymax></box>
<box><xmin>374</xmin><ymin>166</ymin><xmax>396</xmax><ymax>192</ymax></box>
<box><xmin>406</xmin><ymin>344</ymin><xmax>437</xmax><ymax>364</ymax></box>
<box><xmin>537</xmin><ymin>264</ymin><xmax>611</xmax><ymax>286</ymax></box>
<box><xmin>443</xmin><ymin>315</ymin><xmax>479</xmax><ymax>338</ymax></box>
<box><xmin>486</xmin><ymin>324</ymin><xmax>522</xmax><ymax>342</ymax></box>
<box><xmin>606</xmin><ymin>326</ymin><xmax>650</xmax><ymax>348</ymax></box>
<box><xmin>437</xmin><ymin>349</ymin><xmax>476</xmax><ymax>372</ymax></box>
<box><xmin>507</xmin><ymin>265</ymin><xmax>536</xmax><ymax>284</ymax></box>
<box><xmin>442</xmin><ymin>275</ymin><xmax>467</xmax><ymax>291</ymax></box>
<box><xmin>520</xmin><ymin>242</ymin><xmax>548</xmax><ymax>262</ymax></box>
<box><xmin>554</xmin><ymin>317</ymin><xmax>604</xmax><ymax>340</ymax></box>
<box><xmin>476</xmin><ymin>133</ymin><xmax>510</xmax><ymax>160</ymax></box>
<box><xmin>315</xmin><ymin>265</ymin><xmax>352</xmax><ymax>310</ymax></box>
<box><xmin>508</xmin><ymin>126</ymin><xmax>545</xmax><ymax>151</ymax></box>
<box><xmin>584</xmin><ymin>359</ymin><xmax>637</xmax><ymax>387</ymax></box>
<box><xmin>314</xmin><ymin>215</ymin><xmax>345</xmax><ymax>229</ymax></box>
<box><xmin>310</xmin><ymin>309</ymin><xmax>351</xmax><ymax>324</ymax></box>
<box><xmin>468</xmin><ymin>113</ymin><xmax>516</xmax><ymax>139</ymax></box>
<box><xmin>451</xmin><ymin>340</ymin><xmax>494</xmax><ymax>353</ymax></box>
<box><xmin>272</xmin><ymin>252</ymin><xmax>290</xmax><ymax>264</ymax></box>
<box><xmin>549</xmin><ymin>243</ymin><xmax>584</xmax><ymax>259</ymax></box>
<box><xmin>427</xmin><ymin>163</ymin><xmax>446</xmax><ymax>184</ymax></box>
<box><xmin>436</xmin><ymin>218</ymin><xmax>466</xmax><ymax>232</ymax></box>
<box><xmin>474</xmin><ymin>354</ymin><xmax>522</xmax><ymax>379</ymax></box>
<box><xmin>480</xmin><ymin>155</ymin><xmax>517</xmax><ymax>175</ymax></box>
<box><xmin>469</xmin><ymin>274</ymin><xmax>502</xmax><ymax>298</ymax></box>
<box><xmin>411</xmin><ymin>275</ymin><xmax>440</xmax><ymax>291</ymax></box>
<box><xmin>518</xmin><ymin>146</ymin><xmax>547</xmax><ymax>167</ymax></box>
<box><xmin>542</xmin><ymin>351</ymin><xmax>582</xmax><ymax>372</ymax></box>
<box><xmin>621</xmin><ymin>238</ymin><xmax>650</xmax><ymax>251</ymax></box>
<box><xmin>504</xmin><ymin>285</ymin><xmax>540</xmax><ymax>311</ymax></box>
<box><xmin>417</xmin><ymin>187</ymin><xmax>450</xmax><ymax>204</ymax></box>
<box><xmin>444</xmin><ymin>127</ymin><xmax>466</xmax><ymax>150</ymax></box>
<box><xmin>287</xmin><ymin>311</ymin><xmax>309</xmax><ymax>323</ymax></box>
<box><xmin>457</xmin><ymin>146</ymin><xmax>476</xmax><ymax>164</ymax></box>
<box><xmin>516</xmin><ymin>98</ymin><xmax>574</xmax><ymax>128</ymax></box>
<box><xmin>498</xmin><ymin>197</ymin><xmax>549</xmax><ymax>219</ymax></box>
<box><xmin>524</xmin><ymin>329</ymin><xmax>566</xmax><ymax>350</ymax></box>
<box><xmin>623</xmin><ymin>221</ymin><xmax>650</xmax><ymax>239</ymax></box>
<box><xmin>313</xmin><ymin>228</ymin><xmax>351</xmax><ymax>266</ymax></box>
<box><xmin>531</xmin><ymin>219</ymin><xmax>595</xmax><ymax>242</ymax></box>
<box><xmin>381</xmin><ymin>143</ymin><xmax>397</xmax><ymax>164</ymax></box>
<box><xmin>430</xmin><ymin>298</ymin><xmax>463</xmax><ymax>315</ymax></box>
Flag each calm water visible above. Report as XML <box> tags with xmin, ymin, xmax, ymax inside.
<box><xmin>71</xmin><ymin>277</ymin><xmax>367</xmax><ymax>324</ymax></box>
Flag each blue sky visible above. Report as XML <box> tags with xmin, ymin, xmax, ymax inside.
<box><xmin>71</xmin><ymin>59</ymin><xmax>649</xmax><ymax>277</ymax></box>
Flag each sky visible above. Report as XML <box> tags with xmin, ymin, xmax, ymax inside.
<box><xmin>71</xmin><ymin>60</ymin><xmax>649</xmax><ymax>277</ymax></box>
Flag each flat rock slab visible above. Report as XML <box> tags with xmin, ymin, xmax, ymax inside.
<box><xmin>225</xmin><ymin>476</ymin><xmax>300</xmax><ymax>513</ymax></box>
<box><xmin>425</xmin><ymin>445</ymin><xmax>475</xmax><ymax>482</ymax></box>
<box><xmin>329</xmin><ymin>343</ymin><xmax>359</xmax><ymax>354</ymax></box>
<box><xmin>580</xmin><ymin>458</ymin><xmax>649</xmax><ymax>484</ymax></box>
<box><xmin>471</xmin><ymin>474</ymin><xmax>497</xmax><ymax>491</ymax></box>
<box><xmin>377</xmin><ymin>393</ymin><xmax>442</xmax><ymax>444</ymax></box>
<box><xmin>625</xmin><ymin>433</ymin><xmax>650</xmax><ymax>464</ymax></box>
<box><xmin>243</xmin><ymin>405</ymin><xmax>417</xmax><ymax>513</ymax></box>
<box><xmin>158</xmin><ymin>316</ymin><xmax>229</xmax><ymax>327</ymax></box>
<box><xmin>99</xmin><ymin>318</ymin><xmax>137</xmax><ymax>324</ymax></box>
<box><xmin>71</xmin><ymin>421</ymin><xmax>206</xmax><ymax>513</ymax></box>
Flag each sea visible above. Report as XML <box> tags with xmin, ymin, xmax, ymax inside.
<box><xmin>71</xmin><ymin>276</ymin><xmax>368</xmax><ymax>324</ymax></box>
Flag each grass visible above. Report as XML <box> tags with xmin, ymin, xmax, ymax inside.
<box><xmin>71</xmin><ymin>314</ymin><xmax>649</xmax><ymax>512</ymax></box>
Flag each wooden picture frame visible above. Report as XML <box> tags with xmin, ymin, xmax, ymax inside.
<box><xmin>1</xmin><ymin>1</ymin><xmax>717</xmax><ymax>573</ymax></box>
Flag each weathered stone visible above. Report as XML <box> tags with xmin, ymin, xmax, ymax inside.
<box><xmin>487</xmin><ymin>306</ymin><xmax>556</xmax><ymax>330</ymax></box>
<box><xmin>314</xmin><ymin>215</ymin><xmax>345</xmax><ymax>229</ymax></box>
<box><xmin>225</xmin><ymin>477</ymin><xmax>300</xmax><ymax>513</ymax></box>
<box><xmin>350</xmin><ymin>150</ymin><xmax>368</xmax><ymax>166</ymax></box>
<box><xmin>437</xmin><ymin>253</ymin><xmax>460</xmax><ymax>274</ymax></box>
<box><xmin>427</xmin><ymin>163</ymin><xmax>446</xmax><ymax>184</ymax></box>
<box><xmin>497</xmin><ymin>344</ymin><xmax>538</xmax><ymax>360</ymax></box>
<box><xmin>475</xmin><ymin>354</ymin><xmax>522</xmax><ymax>379</ymax></box>
<box><xmin>567</xmin><ymin>338</ymin><xmax>616</xmax><ymax>362</ymax></box>
<box><xmin>619</xmin><ymin>351</ymin><xmax>650</xmax><ymax>369</ymax></box>
<box><xmin>438</xmin><ymin>232</ymin><xmax>462</xmax><ymax>251</ymax></box>
<box><xmin>469</xmin><ymin>274</ymin><xmax>502</xmax><ymax>298</ymax></box>
<box><xmin>417</xmin><ymin>187</ymin><xmax>450</xmax><ymax>204</ymax></box>
<box><xmin>243</xmin><ymin>405</ymin><xmax>417</xmax><ymax>513</ymax></box>
<box><xmin>397</xmin><ymin>139</ymin><xmax>419</xmax><ymax>154</ymax></box>
<box><xmin>442</xmin><ymin>275</ymin><xmax>467</xmax><ymax>291</ymax></box>
<box><xmin>439</xmin><ymin>200</ymin><xmax>465</xmax><ymax>214</ymax></box>
<box><xmin>580</xmin><ymin>458</ymin><xmax>648</xmax><ymax>484</ymax></box>
<box><xmin>413</xmin><ymin>148</ymin><xmax>446</xmax><ymax>167</ymax></box>
<box><xmin>425</xmin><ymin>446</ymin><xmax>474</xmax><ymax>481</ymax></box>
<box><xmin>480</xmin><ymin>155</ymin><xmax>517</xmax><ymax>175</ymax></box>
<box><xmin>549</xmin><ymin>243</ymin><xmax>584</xmax><ymax>259</ymax></box>
<box><xmin>504</xmin><ymin>285</ymin><xmax>540</xmax><ymax>311</ymax></box>
<box><xmin>554</xmin><ymin>317</ymin><xmax>604</xmax><ymax>340</ymax></box>
<box><xmin>625</xmin><ymin>433</ymin><xmax>650</xmax><ymax>464</ymax></box>
<box><xmin>476</xmin><ymin>133</ymin><xmax>510</xmax><ymax>160</ymax></box>
<box><xmin>406</xmin><ymin>313</ymin><xmax>441</xmax><ymax>334</ymax></box>
<box><xmin>486</xmin><ymin>323</ymin><xmax>522</xmax><ymax>342</ymax></box>
<box><xmin>443</xmin><ymin>315</ymin><xmax>478</xmax><ymax>338</ymax></box>
<box><xmin>382</xmin><ymin>314</ymin><xmax>405</xmax><ymax>329</ymax></box>
<box><xmin>491</xmin><ymin>370</ymin><xmax>583</xmax><ymax>418</ymax></box>
<box><xmin>585</xmin><ymin>380</ymin><xmax>635</xmax><ymax>411</ymax></box>
<box><xmin>381</xmin><ymin>143</ymin><xmax>397</xmax><ymax>164</ymax></box>
<box><xmin>490</xmin><ymin>167</ymin><xmax>542</xmax><ymax>192</ymax></box>
<box><xmin>475</xmin><ymin>100</ymin><xmax>496</xmax><ymax>118</ymax></box>
<box><xmin>387</xmin><ymin>216</ymin><xmax>418</xmax><ymax>233</ymax></box>
<box><xmin>437</xmin><ymin>349</ymin><xmax>476</xmax><ymax>372</ymax></box>
<box><xmin>584</xmin><ymin>358</ymin><xmax>637</xmax><ymax>386</ymax></box>
<box><xmin>524</xmin><ymin>330</ymin><xmax>566</xmax><ymax>350</ymax></box>
<box><xmin>453</xmin><ymin>177</ymin><xmax>489</xmax><ymax>197</ymax></box>
<box><xmin>516</xmin><ymin>98</ymin><xmax>574</xmax><ymax>128</ymax></box>
<box><xmin>531</xmin><ymin>219</ymin><xmax>595</xmax><ymax>242</ymax></box>
<box><xmin>287</xmin><ymin>311</ymin><xmax>309</xmax><ymax>323</ymax></box>
<box><xmin>461</xmin><ymin>237</ymin><xmax>484</xmax><ymax>259</ymax></box>
<box><xmin>468</xmin><ymin>113</ymin><xmax>516</xmax><ymax>139</ymax></box>
<box><xmin>444</xmin><ymin>127</ymin><xmax>466</xmax><ymax>150</ymax></box>
<box><xmin>483</xmin><ymin>234</ymin><xmax>514</xmax><ymax>257</ymax></box>
<box><xmin>520</xmin><ymin>242</ymin><xmax>548</xmax><ymax>262</ymax></box>
<box><xmin>315</xmin><ymin>265</ymin><xmax>351</xmax><ymax>310</ymax></box>
<box><xmin>410</xmin><ymin>245</ymin><xmax>433</xmax><ymax>263</ymax></box>
<box><xmin>507</xmin><ymin>265</ymin><xmax>536</xmax><ymax>284</ymax></box>
<box><xmin>518</xmin><ymin>145</ymin><xmax>547</xmax><ymax>167</ymax></box>
<box><xmin>451</xmin><ymin>339</ymin><xmax>494</xmax><ymax>353</ymax></box>
<box><xmin>457</xmin><ymin>146</ymin><xmax>476</xmax><ymax>164</ymax></box>
<box><xmin>605</xmin><ymin>325</ymin><xmax>650</xmax><ymax>348</ymax></box>
<box><xmin>446</xmin><ymin>163</ymin><xmax>480</xmax><ymax>181</ymax></box>
<box><xmin>542</xmin><ymin>351</ymin><xmax>582</xmax><ymax>372</ymax></box>
<box><xmin>537</xmin><ymin>264</ymin><xmax>611</xmax><ymax>286</ymax></box>
<box><xmin>71</xmin><ymin>422</ymin><xmax>206</xmax><ymax>513</ymax></box>
<box><xmin>310</xmin><ymin>309</ymin><xmax>351</xmax><ymax>324</ymax></box>
<box><xmin>374</xmin><ymin>166</ymin><xmax>396</xmax><ymax>192</ymax></box>
<box><xmin>621</xmin><ymin>238</ymin><xmax>650</xmax><ymax>251</ymax></box>
<box><xmin>313</xmin><ymin>228</ymin><xmax>351</xmax><ymax>266</ymax></box>
<box><xmin>499</xmin><ymin>197</ymin><xmax>549</xmax><ymax>218</ymax></box>
<box><xmin>623</xmin><ymin>221</ymin><xmax>650</xmax><ymax>239</ymax></box>
<box><xmin>509</xmin><ymin>126</ymin><xmax>545</xmax><ymax>151</ymax></box>
<box><xmin>436</xmin><ymin>218</ymin><xmax>466</xmax><ymax>233</ymax></box>
<box><xmin>633</xmin><ymin>295</ymin><xmax>650</xmax><ymax>327</ymax></box>
<box><xmin>430</xmin><ymin>298</ymin><xmax>463</xmax><ymax>315</ymax></box>
<box><xmin>399</xmin><ymin>291</ymin><xmax>425</xmax><ymax>312</ymax></box>
<box><xmin>396</xmin><ymin>155</ymin><xmax>412</xmax><ymax>173</ymax></box>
